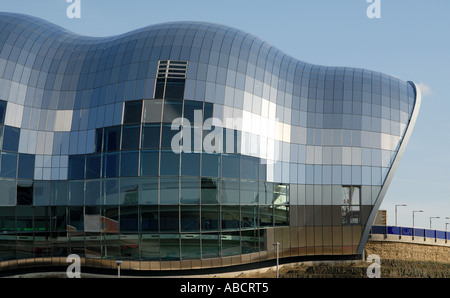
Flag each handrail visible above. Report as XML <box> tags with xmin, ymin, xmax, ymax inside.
<box><xmin>370</xmin><ymin>225</ymin><xmax>450</xmax><ymax>240</ymax></box>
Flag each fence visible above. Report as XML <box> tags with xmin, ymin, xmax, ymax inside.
<box><xmin>371</xmin><ymin>225</ymin><xmax>450</xmax><ymax>241</ymax></box>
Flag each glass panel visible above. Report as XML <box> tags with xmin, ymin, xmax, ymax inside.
<box><xmin>142</xmin><ymin>124</ymin><xmax>160</xmax><ymax>149</ymax></box>
<box><xmin>0</xmin><ymin>152</ymin><xmax>17</xmax><ymax>178</ymax></box>
<box><xmin>102</xmin><ymin>178</ymin><xmax>119</xmax><ymax>205</ymax></box>
<box><xmin>181</xmin><ymin>234</ymin><xmax>200</xmax><ymax>259</ymax></box>
<box><xmin>259</xmin><ymin>206</ymin><xmax>273</xmax><ymax>227</ymax></box>
<box><xmin>141</xmin><ymin>206</ymin><xmax>158</xmax><ymax>232</ymax></box>
<box><xmin>160</xmin><ymin>150</ymin><xmax>179</xmax><ymax>176</ymax></box>
<box><xmin>221</xmin><ymin>179</ymin><xmax>239</xmax><ymax>205</ymax></box>
<box><xmin>160</xmin><ymin>206</ymin><xmax>179</xmax><ymax>232</ymax></box>
<box><xmin>181</xmin><ymin>152</ymin><xmax>200</xmax><ymax>176</ymax></box>
<box><xmin>139</xmin><ymin>177</ymin><xmax>158</xmax><ymax>205</ymax></box>
<box><xmin>121</xmin><ymin>125</ymin><xmax>140</xmax><ymax>150</ymax></box>
<box><xmin>143</xmin><ymin>99</ymin><xmax>163</xmax><ymax>123</ymax></box>
<box><xmin>221</xmin><ymin>206</ymin><xmax>240</xmax><ymax>229</ymax></box>
<box><xmin>241</xmin><ymin>155</ymin><xmax>259</xmax><ymax>180</ymax></box>
<box><xmin>274</xmin><ymin>206</ymin><xmax>289</xmax><ymax>226</ymax></box>
<box><xmin>141</xmin><ymin>150</ymin><xmax>159</xmax><ymax>176</ymax></box>
<box><xmin>154</xmin><ymin>78</ymin><xmax>165</xmax><ymax>99</ymax></box>
<box><xmin>85</xmin><ymin>180</ymin><xmax>100</xmax><ymax>205</ymax></box>
<box><xmin>241</xmin><ymin>229</ymin><xmax>259</xmax><ymax>254</ymax></box>
<box><xmin>181</xmin><ymin>205</ymin><xmax>200</xmax><ymax>232</ymax></box>
<box><xmin>221</xmin><ymin>154</ymin><xmax>240</xmax><ymax>178</ymax></box>
<box><xmin>180</xmin><ymin>177</ymin><xmax>200</xmax><ymax>204</ymax></box>
<box><xmin>201</xmin><ymin>178</ymin><xmax>219</xmax><ymax>204</ymax></box>
<box><xmin>120</xmin><ymin>206</ymin><xmax>138</xmax><ymax>232</ymax></box>
<box><xmin>17</xmin><ymin>180</ymin><xmax>33</xmax><ymax>206</ymax></box>
<box><xmin>164</xmin><ymin>78</ymin><xmax>185</xmax><ymax>100</ymax></box>
<box><xmin>162</xmin><ymin>100</ymin><xmax>183</xmax><ymax>123</ymax></box>
<box><xmin>201</xmin><ymin>205</ymin><xmax>219</xmax><ymax>231</ymax></box>
<box><xmin>240</xmin><ymin>180</ymin><xmax>258</xmax><ymax>205</ymax></box>
<box><xmin>68</xmin><ymin>155</ymin><xmax>85</xmax><ymax>180</ymax></box>
<box><xmin>0</xmin><ymin>100</ymin><xmax>6</xmax><ymax>124</ymax></box>
<box><xmin>201</xmin><ymin>153</ymin><xmax>220</xmax><ymax>177</ymax></box>
<box><xmin>102</xmin><ymin>152</ymin><xmax>119</xmax><ymax>178</ymax></box>
<box><xmin>85</xmin><ymin>154</ymin><xmax>101</xmax><ymax>179</ymax></box>
<box><xmin>104</xmin><ymin>126</ymin><xmax>121</xmax><ymax>151</ymax></box>
<box><xmin>159</xmin><ymin>177</ymin><xmax>179</xmax><ymax>204</ymax></box>
<box><xmin>18</xmin><ymin>154</ymin><xmax>35</xmax><ymax>179</ymax></box>
<box><xmin>2</xmin><ymin>126</ymin><xmax>19</xmax><ymax>152</ymax></box>
<box><xmin>221</xmin><ymin>231</ymin><xmax>240</xmax><ymax>256</ymax></box>
<box><xmin>120</xmin><ymin>178</ymin><xmax>139</xmax><ymax>205</ymax></box>
<box><xmin>51</xmin><ymin>181</ymin><xmax>67</xmax><ymax>206</ymax></box>
<box><xmin>68</xmin><ymin>181</ymin><xmax>84</xmax><ymax>205</ymax></box>
<box><xmin>123</xmin><ymin>100</ymin><xmax>142</xmax><ymax>124</ymax></box>
<box><xmin>95</xmin><ymin>128</ymin><xmax>103</xmax><ymax>152</ymax></box>
<box><xmin>183</xmin><ymin>100</ymin><xmax>203</xmax><ymax>124</ymax></box>
<box><xmin>201</xmin><ymin>233</ymin><xmax>220</xmax><ymax>258</ymax></box>
<box><xmin>34</xmin><ymin>181</ymin><xmax>50</xmax><ymax>206</ymax></box>
<box><xmin>241</xmin><ymin>206</ymin><xmax>257</xmax><ymax>229</ymax></box>
<box><xmin>160</xmin><ymin>124</ymin><xmax>179</xmax><ymax>149</ymax></box>
<box><xmin>120</xmin><ymin>151</ymin><xmax>139</xmax><ymax>177</ymax></box>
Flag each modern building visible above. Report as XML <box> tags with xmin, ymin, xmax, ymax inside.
<box><xmin>0</xmin><ymin>12</ymin><xmax>420</xmax><ymax>273</ymax></box>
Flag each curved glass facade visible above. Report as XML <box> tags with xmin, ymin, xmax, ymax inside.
<box><xmin>0</xmin><ymin>13</ymin><xmax>420</xmax><ymax>271</ymax></box>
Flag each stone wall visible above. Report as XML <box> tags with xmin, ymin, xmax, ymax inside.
<box><xmin>365</xmin><ymin>240</ymin><xmax>450</xmax><ymax>264</ymax></box>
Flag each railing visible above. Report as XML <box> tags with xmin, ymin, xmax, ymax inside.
<box><xmin>370</xmin><ymin>225</ymin><xmax>450</xmax><ymax>241</ymax></box>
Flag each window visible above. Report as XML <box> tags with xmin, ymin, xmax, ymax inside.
<box><xmin>0</xmin><ymin>100</ymin><xmax>6</xmax><ymax>124</ymax></box>
<box><xmin>120</xmin><ymin>151</ymin><xmax>139</xmax><ymax>177</ymax></box>
<box><xmin>1</xmin><ymin>152</ymin><xmax>17</xmax><ymax>178</ymax></box>
<box><xmin>160</xmin><ymin>150</ymin><xmax>179</xmax><ymax>176</ymax></box>
<box><xmin>201</xmin><ymin>153</ymin><xmax>220</xmax><ymax>177</ymax></box>
<box><xmin>123</xmin><ymin>100</ymin><xmax>142</xmax><ymax>124</ymax></box>
<box><xmin>18</xmin><ymin>154</ymin><xmax>35</xmax><ymax>179</ymax></box>
<box><xmin>68</xmin><ymin>155</ymin><xmax>85</xmax><ymax>180</ymax></box>
<box><xmin>141</xmin><ymin>150</ymin><xmax>159</xmax><ymax>176</ymax></box>
<box><xmin>17</xmin><ymin>181</ymin><xmax>33</xmax><ymax>205</ymax></box>
<box><xmin>341</xmin><ymin>186</ymin><xmax>361</xmax><ymax>224</ymax></box>
<box><xmin>221</xmin><ymin>154</ymin><xmax>240</xmax><ymax>179</ymax></box>
<box><xmin>85</xmin><ymin>154</ymin><xmax>101</xmax><ymax>179</ymax></box>
<box><xmin>142</xmin><ymin>124</ymin><xmax>160</xmax><ymax>149</ymax></box>
<box><xmin>155</xmin><ymin>60</ymin><xmax>188</xmax><ymax>101</ymax></box>
<box><xmin>103</xmin><ymin>126</ymin><xmax>121</xmax><ymax>152</ymax></box>
<box><xmin>2</xmin><ymin>126</ymin><xmax>19</xmax><ymax>152</ymax></box>
<box><xmin>121</xmin><ymin>125</ymin><xmax>140</xmax><ymax>150</ymax></box>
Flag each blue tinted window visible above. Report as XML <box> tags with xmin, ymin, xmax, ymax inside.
<box><xmin>123</xmin><ymin>100</ymin><xmax>142</xmax><ymax>124</ymax></box>
<box><xmin>142</xmin><ymin>124</ymin><xmax>160</xmax><ymax>149</ymax></box>
<box><xmin>181</xmin><ymin>152</ymin><xmax>200</xmax><ymax>176</ymax></box>
<box><xmin>161</xmin><ymin>124</ymin><xmax>179</xmax><ymax>149</ymax></box>
<box><xmin>68</xmin><ymin>155</ymin><xmax>85</xmax><ymax>180</ymax></box>
<box><xmin>3</xmin><ymin>126</ymin><xmax>20</xmax><ymax>152</ymax></box>
<box><xmin>160</xmin><ymin>177</ymin><xmax>179</xmax><ymax>204</ymax></box>
<box><xmin>102</xmin><ymin>152</ymin><xmax>119</xmax><ymax>178</ymax></box>
<box><xmin>201</xmin><ymin>153</ymin><xmax>220</xmax><ymax>177</ymax></box>
<box><xmin>104</xmin><ymin>126</ymin><xmax>121</xmax><ymax>151</ymax></box>
<box><xmin>241</xmin><ymin>156</ymin><xmax>259</xmax><ymax>180</ymax></box>
<box><xmin>85</xmin><ymin>154</ymin><xmax>101</xmax><ymax>179</ymax></box>
<box><xmin>0</xmin><ymin>101</ymin><xmax>6</xmax><ymax>124</ymax></box>
<box><xmin>141</xmin><ymin>150</ymin><xmax>159</xmax><ymax>176</ymax></box>
<box><xmin>120</xmin><ymin>178</ymin><xmax>139</xmax><ymax>205</ymax></box>
<box><xmin>18</xmin><ymin>154</ymin><xmax>35</xmax><ymax>179</ymax></box>
<box><xmin>160</xmin><ymin>150</ymin><xmax>180</xmax><ymax>176</ymax></box>
<box><xmin>121</xmin><ymin>125</ymin><xmax>140</xmax><ymax>150</ymax></box>
<box><xmin>120</xmin><ymin>151</ymin><xmax>139</xmax><ymax>177</ymax></box>
<box><xmin>221</xmin><ymin>154</ymin><xmax>240</xmax><ymax>179</ymax></box>
<box><xmin>1</xmin><ymin>152</ymin><xmax>17</xmax><ymax>178</ymax></box>
<box><xmin>140</xmin><ymin>177</ymin><xmax>158</xmax><ymax>204</ymax></box>
<box><xmin>180</xmin><ymin>177</ymin><xmax>200</xmax><ymax>204</ymax></box>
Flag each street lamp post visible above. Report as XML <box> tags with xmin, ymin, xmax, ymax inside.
<box><xmin>412</xmin><ymin>210</ymin><xmax>423</xmax><ymax>239</ymax></box>
<box><xmin>395</xmin><ymin>204</ymin><xmax>407</xmax><ymax>226</ymax></box>
<box><xmin>430</xmin><ymin>217</ymin><xmax>440</xmax><ymax>229</ymax></box>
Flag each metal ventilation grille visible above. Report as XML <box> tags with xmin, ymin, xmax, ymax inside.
<box><xmin>157</xmin><ymin>60</ymin><xmax>188</xmax><ymax>79</ymax></box>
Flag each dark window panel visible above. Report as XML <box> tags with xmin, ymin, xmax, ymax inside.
<box><xmin>143</xmin><ymin>99</ymin><xmax>163</xmax><ymax>123</ymax></box>
<box><xmin>221</xmin><ymin>154</ymin><xmax>240</xmax><ymax>179</ymax></box>
<box><xmin>162</xmin><ymin>99</ymin><xmax>183</xmax><ymax>123</ymax></box>
<box><xmin>160</xmin><ymin>150</ymin><xmax>180</xmax><ymax>176</ymax></box>
<box><xmin>240</xmin><ymin>155</ymin><xmax>259</xmax><ymax>180</ymax></box>
<box><xmin>0</xmin><ymin>100</ymin><xmax>6</xmax><ymax>124</ymax></box>
<box><xmin>139</xmin><ymin>177</ymin><xmax>158</xmax><ymax>205</ymax></box>
<box><xmin>85</xmin><ymin>154</ymin><xmax>101</xmax><ymax>179</ymax></box>
<box><xmin>103</xmin><ymin>126</ymin><xmax>121</xmax><ymax>152</ymax></box>
<box><xmin>2</xmin><ymin>126</ymin><xmax>19</xmax><ymax>152</ymax></box>
<box><xmin>123</xmin><ymin>100</ymin><xmax>142</xmax><ymax>124</ymax></box>
<box><xmin>120</xmin><ymin>151</ymin><xmax>139</xmax><ymax>177</ymax></box>
<box><xmin>181</xmin><ymin>152</ymin><xmax>200</xmax><ymax>176</ymax></box>
<box><xmin>18</xmin><ymin>153</ymin><xmax>35</xmax><ymax>179</ymax></box>
<box><xmin>201</xmin><ymin>178</ymin><xmax>219</xmax><ymax>204</ymax></box>
<box><xmin>201</xmin><ymin>153</ymin><xmax>220</xmax><ymax>178</ymax></box>
<box><xmin>0</xmin><ymin>152</ymin><xmax>17</xmax><ymax>178</ymax></box>
<box><xmin>140</xmin><ymin>150</ymin><xmax>159</xmax><ymax>176</ymax></box>
<box><xmin>17</xmin><ymin>181</ymin><xmax>33</xmax><ymax>206</ymax></box>
<box><xmin>142</xmin><ymin>124</ymin><xmax>161</xmax><ymax>149</ymax></box>
<box><xmin>68</xmin><ymin>155</ymin><xmax>85</xmax><ymax>180</ymax></box>
<box><xmin>102</xmin><ymin>152</ymin><xmax>119</xmax><ymax>178</ymax></box>
<box><xmin>121</xmin><ymin>125</ymin><xmax>140</xmax><ymax>150</ymax></box>
<box><xmin>164</xmin><ymin>78</ymin><xmax>185</xmax><ymax>100</ymax></box>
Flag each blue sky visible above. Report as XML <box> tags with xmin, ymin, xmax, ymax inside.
<box><xmin>2</xmin><ymin>0</ymin><xmax>450</xmax><ymax>230</ymax></box>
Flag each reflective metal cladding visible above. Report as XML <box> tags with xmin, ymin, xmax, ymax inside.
<box><xmin>0</xmin><ymin>12</ymin><xmax>420</xmax><ymax>271</ymax></box>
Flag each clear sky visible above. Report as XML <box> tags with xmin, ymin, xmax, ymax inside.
<box><xmin>1</xmin><ymin>0</ymin><xmax>450</xmax><ymax>230</ymax></box>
